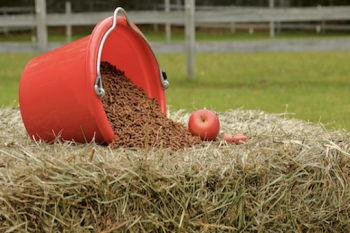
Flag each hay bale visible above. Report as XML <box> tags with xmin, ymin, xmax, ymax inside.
<box><xmin>1</xmin><ymin>106</ymin><xmax>350</xmax><ymax>232</ymax></box>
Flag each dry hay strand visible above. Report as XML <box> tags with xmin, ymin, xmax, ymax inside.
<box><xmin>1</xmin><ymin>106</ymin><xmax>350</xmax><ymax>232</ymax></box>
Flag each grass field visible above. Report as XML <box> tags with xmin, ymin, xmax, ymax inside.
<box><xmin>1</xmin><ymin>27</ymin><xmax>350</xmax><ymax>130</ymax></box>
<box><xmin>157</xmin><ymin>52</ymin><xmax>350</xmax><ymax>130</ymax></box>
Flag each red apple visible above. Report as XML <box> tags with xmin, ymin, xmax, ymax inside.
<box><xmin>233</xmin><ymin>133</ymin><xmax>247</xmax><ymax>144</ymax></box>
<box><xmin>188</xmin><ymin>109</ymin><xmax>220</xmax><ymax>141</ymax></box>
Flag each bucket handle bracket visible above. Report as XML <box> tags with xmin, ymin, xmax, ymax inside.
<box><xmin>94</xmin><ymin>76</ymin><xmax>105</xmax><ymax>98</ymax></box>
<box><xmin>94</xmin><ymin>7</ymin><xmax>169</xmax><ymax>98</ymax></box>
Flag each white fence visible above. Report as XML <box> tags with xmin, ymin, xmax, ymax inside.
<box><xmin>0</xmin><ymin>6</ymin><xmax>35</xmax><ymax>33</ymax></box>
<box><xmin>1</xmin><ymin>0</ymin><xmax>350</xmax><ymax>78</ymax></box>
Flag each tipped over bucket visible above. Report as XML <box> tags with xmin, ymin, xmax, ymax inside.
<box><xmin>19</xmin><ymin>7</ymin><xmax>169</xmax><ymax>144</ymax></box>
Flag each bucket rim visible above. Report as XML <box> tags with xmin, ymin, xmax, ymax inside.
<box><xmin>86</xmin><ymin>16</ymin><xmax>117</xmax><ymax>144</ymax></box>
<box><xmin>94</xmin><ymin>8</ymin><xmax>169</xmax><ymax>99</ymax></box>
<box><xmin>86</xmin><ymin>14</ymin><xmax>167</xmax><ymax>144</ymax></box>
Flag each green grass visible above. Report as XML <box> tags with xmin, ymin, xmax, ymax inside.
<box><xmin>159</xmin><ymin>52</ymin><xmax>350</xmax><ymax>130</ymax></box>
<box><xmin>0</xmin><ymin>53</ymin><xmax>36</xmax><ymax>106</ymax></box>
<box><xmin>0</xmin><ymin>27</ymin><xmax>94</xmax><ymax>42</ymax></box>
<box><xmin>1</xmin><ymin>51</ymin><xmax>350</xmax><ymax>130</ymax></box>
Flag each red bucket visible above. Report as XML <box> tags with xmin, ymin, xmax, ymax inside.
<box><xmin>19</xmin><ymin>8</ymin><xmax>169</xmax><ymax>144</ymax></box>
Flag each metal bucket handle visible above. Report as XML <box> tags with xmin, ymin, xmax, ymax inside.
<box><xmin>94</xmin><ymin>7</ymin><xmax>169</xmax><ymax>98</ymax></box>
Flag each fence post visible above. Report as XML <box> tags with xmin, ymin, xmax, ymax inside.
<box><xmin>269</xmin><ymin>0</ymin><xmax>275</xmax><ymax>39</ymax></box>
<box><xmin>3</xmin><ymin>9</ymin><xmax>9</xmax><ymax>35</ymax></box>
<box><xmin>66</xmin><ymin>1</ymin><xmax>72</xmax><ymax>43</ymax></box>
<box><xmin>153</xmin><ymin>7</ymin><xmax>158</xmax><ymax>32</ymax></box>
<box><xmin>165</xmin><ymin>0</ymin><xmax>171</xmax><ymax>43</ymax></box>
<box><xmin>276</xmin><ymin>0</ymin><xmax>282</xmax><ymax>34</ymax></box>
<box><xmin>185</xmin><ymin>0</ymin><xmax>195</xmax><ymax>79</ymax></box>
<box><xmin>230</xmin><ymin>22</ymin><xmax>236</xmax><ymax>33</ymax></box>
<box><xmin>176</xmin><ymin>0</ymin><xmax>182</xmax><ymax>10</ymax></box>
<box><xmin>35</xmin><ymin>0</ymin><xmax>48</xmax><ymax>54</ymax></box>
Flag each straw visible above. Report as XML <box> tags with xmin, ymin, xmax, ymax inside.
<box><xmin>1</xmin><ymin>106</ymin><xmax>350</xmax><ymax>232</ymax></box>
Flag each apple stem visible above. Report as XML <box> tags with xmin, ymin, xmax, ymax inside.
<box><xmin>200</xmin><ymin>115</ymin><xmax>205</xmax><ymax>122</ymax></box>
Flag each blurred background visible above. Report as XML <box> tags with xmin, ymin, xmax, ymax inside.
<box><xmin>1</xmin><ymin>0</ymin><xmax>350</xmax><ymax>129</ymax></box>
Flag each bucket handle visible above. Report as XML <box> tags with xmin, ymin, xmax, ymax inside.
<box><xmin>95</xmin><ymin>7</ymin><xmax>170</xmax><ymax>98</ymax></box>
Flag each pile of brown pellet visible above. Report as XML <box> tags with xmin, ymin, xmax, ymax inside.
<box><xmin>100</xmin><ymin>61</ymin><xmax>202</xmax><ymax>151</ymax></box>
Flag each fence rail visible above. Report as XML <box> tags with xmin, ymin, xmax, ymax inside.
<box><xmin>1</xmin><ymin>1</ymin><xmax>350</xmax><ymax>78</ymax></box>
<box><xmin>1</xmin><ymin>6</ymin><xmax>350</xmax><ymax>27</ymax></box>
<box><xmin>0</xmin><ymin>6</ymin><xmax>35</xmax><ymax>34</ymax></box>
<box><xmin>198</xmin><ymin>22</ymin><xmax>350</xmax><ymax>31</ymax></box>
<box><xmin>2</xmin><ymin>37</ymin><xmax>350</xmax><ymax>54</ymax></box>
<box><xmin>0</xmin><ymin>6</ymin><xmax>35</xmax><ymax>14</ymax></box>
